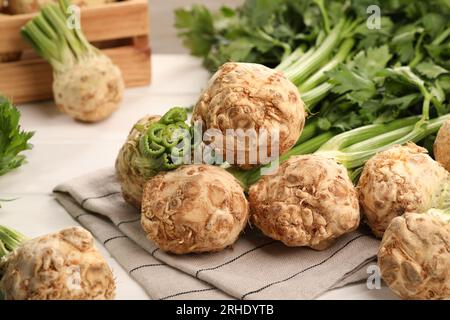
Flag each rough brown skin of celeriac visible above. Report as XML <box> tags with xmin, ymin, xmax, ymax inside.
<box><xmin>192</xmin><ymin>62</ymin><xmax>306</xmax><ymax>170</ymax></box>
<box><xmin>249</xmin><ymin>155</ymin><xmax>360</xmax><ymax>249</ymax></box>
<box><xmin>115</xmin><ymin>115</ymin><xmax>160</xmax><ymax>209</ymax></box>
<box><xmin>0</xmin><ymin>226</ymin><xmax>115</xmax><ymax>300</ymax></box>
<box><xmin>141</xmin><ymin>164</ymin><xmax>249</xmax><ymax>254</ymax></box>
<box><xmin>0</xmin><ymin>14</ymin><xmax>21</xmax><ymax>62</ymax></box>
<box><xmin>434</xmin><ymin>117</ymin><xmax>450</xmax><ymax>172</ymax></box>
<box><xmin>378</xmin><ymin>211</ymin><xmax>450</xmax><ymax>300</ymax></box>
<box><xmin>358</xmin><ymin>143</ymin><xmax>450</xmax><ymax>238</ymax></box>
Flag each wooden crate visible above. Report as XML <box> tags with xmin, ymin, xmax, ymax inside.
<box><xmin>0</xmin><ymin>0</ymin><xmax>151</xmax><ymax>104</ymax></box>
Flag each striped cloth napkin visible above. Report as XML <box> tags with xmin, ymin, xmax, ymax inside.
<box><xmin>53</xmin><ymin>168</ymin><xmax>380</xmax><ymax>300</ymax></box>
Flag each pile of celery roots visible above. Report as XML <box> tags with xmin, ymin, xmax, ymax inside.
<box><xmin>114</xmin><ymin>0</ymin><xmax>450</xmax><ymax>300</ymax></box>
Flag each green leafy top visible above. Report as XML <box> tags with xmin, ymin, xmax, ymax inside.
<box><xmin>0</xmin><ymin>96</ymin><xmax>34</xmax><ymax>177</ymax></box>
<box><xmin>175</xmin><ymin>0</ymin><xmax>331</xmax><ymax>72</ymax></box>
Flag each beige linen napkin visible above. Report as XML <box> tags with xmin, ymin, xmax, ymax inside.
<box><xmin>54</xmin><ymin>168</ymin><xmax>379</xmax><ymax>300</ymax></box>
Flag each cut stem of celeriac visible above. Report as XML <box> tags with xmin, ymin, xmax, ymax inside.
<box><xmin>21</xmin><ymin>0</ymin><xmax>124</xmax><ymax>122</ymax></box>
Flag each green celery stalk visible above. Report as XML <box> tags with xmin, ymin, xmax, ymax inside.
<box><xmin>318</xmin><ymin>116</ymin><xmax>420</xmax><ymax>152</ymax></box>
<box><xmin>238</xmin><ymin>110</ymin><xmax>447</xmax><ymax>189</ymax></box>
<box><xmin>284</xmin><ymin>20</ymin><xmax>347</xmax><ymax>86</ymax></box>
<box><xmin>21</xmin><ymin>0</ymin><xmax>97</xmax><ymax>73</ymax></box>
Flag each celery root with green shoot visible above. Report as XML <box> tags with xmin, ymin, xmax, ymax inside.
<box><xmin>0</xmin><ymin>225</ymin><xmax>116</xmax><ymax>300</ymax></box>
<box><xmin>21</xmin><ymin>0</ymin><xmax>124</xmax><ymax>122</ymax></box>
<box><xmin>0</xmin><ymin>96</ymin><xmax>34</xmax><ymax>177</ymax></box>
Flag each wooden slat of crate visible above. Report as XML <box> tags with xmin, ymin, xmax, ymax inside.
<box><xmin>0</xmin><ymin>0</ymin><xmax>151</xmax><ymax>104</ymax></box>
<box><xmin>0</xmin><ymin>45</ymin><xmax>151</xmax><ymax>104</ymax></box>
<box><xmin>0</xmin><ymin>0</ymin><xmax>149</xmax><ymax>54</ymax></box>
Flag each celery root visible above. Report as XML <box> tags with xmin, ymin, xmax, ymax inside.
<box><xmin>115</xmin><ymin>107</ymin><xmax>193</xmax><ymax>208</ymax></box>
<box><xmin>0</xmin><ymin>14</ymin><xmax>21</xmax><ymax>62</ymax></box>
<box><xmin>52</xmin><ymin>54</ymin><xmax>123</xmax><ymax>122</ymax></box>
<box><xmin>191</xmin><ymin>21</ymin><xmax>355</xmax><ymax>170</ymax></box>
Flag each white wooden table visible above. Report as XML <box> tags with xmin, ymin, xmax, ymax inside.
<box><xmin>0</xmin><ymin>54</ymin><xmax>397</xmax><ymax>300</ymax></box>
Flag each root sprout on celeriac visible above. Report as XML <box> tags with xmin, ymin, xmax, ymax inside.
<box><xmin>20</xmin><ymin>0</ymin><xmax>124</xmax><ymax>122</ymax></box>
<box><xmin>378</xmin><ymin>208</ymin><xmax>450</xmax><ymax>300</ymax></box>
<box><xmin>115</xmin><ymin>107</ymin><xmax>192</xmax><ymax>208</ymax></box>
<box><xmin>0</xmin><ymin>225</ymin><xmax>115</xmax><ymax>300</ymax></box>
<box><xmin>141</xmin><ymin>164</ymin><xmax>249</xmax><ymax>254</ymax></box>
<box><xmin>434</xmin><ymin>117</ymin><xmax>450</xmax><ymax>172</ymax></box>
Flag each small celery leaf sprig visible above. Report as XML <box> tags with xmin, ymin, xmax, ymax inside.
<box><xmin>0</xmin><ymin>96</ymin><xmax>34</xmax><ymax>177</ymax></box>
<box><xmin>139</xmin><ymin>107</ymin><xmax>194</xmax><ymax>170</ymax></box>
